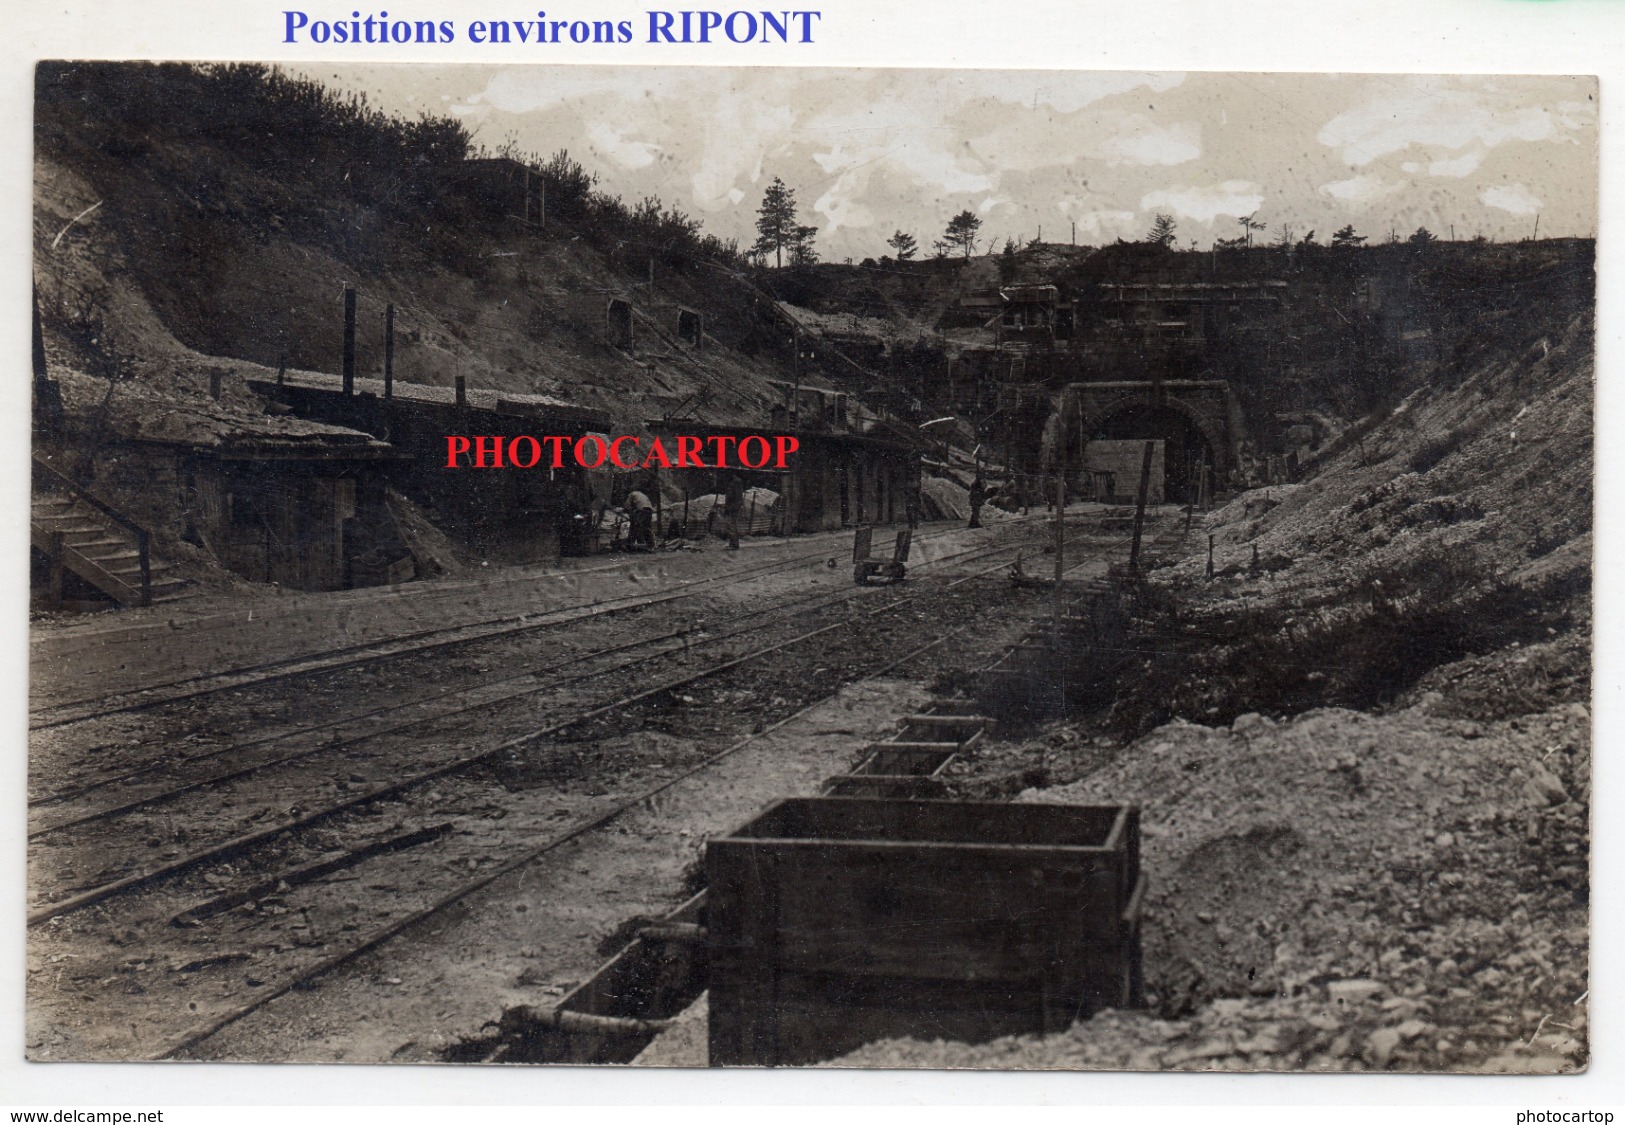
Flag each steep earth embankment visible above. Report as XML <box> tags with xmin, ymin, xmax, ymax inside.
<box><xmin>835</xmin><ymin>300</ymin><xmax>1592</xmax><ymax>1073</ymax></box>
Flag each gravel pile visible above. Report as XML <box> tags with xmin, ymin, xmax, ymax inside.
<box><xmin>832</xmin><ymin>312</ymin><xmax>1592</xmax><ymax>1072</ymax></box>
<box><xmin>836</xmin><ymin>678</ymin><xmax>1589</xmax><ymax>1071</ymax></box>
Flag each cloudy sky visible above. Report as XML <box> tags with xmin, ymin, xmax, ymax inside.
<box><xmin>292</xmin><ymin>66</ymin><xmax>1597</xmax><ymax>261</ymax></box>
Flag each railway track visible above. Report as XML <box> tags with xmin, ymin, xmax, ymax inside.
<box><xmin>30</xmin><ymin>516</ymin><xmax>1050</xmax><ymax>733</ymax></box>
<box><xmin>165</xmin><ymin>535</ymin><xmax>1166</xmax><ymax>1064</ymax></box>
<box><xmin>29</xmin><ymin>518</ymin><xmax>1089</xmax><ymax>815</ymax></box>
<box><xmin>28</xmin><ymin>509</ymin><xmax>1174</xmax><ymax>1062</ymax></box>
<box><xmin>153</xmin><ymin>624</ymin><xmax>971</xmax><ymax>1061</ymax></box>
<box><xmin>30</xmin><ymin>521</ymin><xmax>1123</xmax><ymax>925</ymax></box>
<box><xmin>30</xmin><ymin>586</ymin><xmax>1022</xmax><ymax>1061</ymax></box>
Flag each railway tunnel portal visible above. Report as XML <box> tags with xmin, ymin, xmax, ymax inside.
<box><xmin>1045</xmin><ymin>379</ymin><xmax>1245</xmax><ymax>499</ymax></box>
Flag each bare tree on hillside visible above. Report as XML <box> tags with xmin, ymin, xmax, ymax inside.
<box><xmin>1236</xmin><ymin>212</ymin><xmax>1266</xmax><ymax>248</ymax></box>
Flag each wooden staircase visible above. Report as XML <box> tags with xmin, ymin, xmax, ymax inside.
<box><xmin>31</xmin><ymin>460</ymin><xmax>188</xmax><ymax>608</ymax></box>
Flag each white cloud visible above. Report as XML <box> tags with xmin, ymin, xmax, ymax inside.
<box><xmin>953</xmin><ymin>72</ymin><xmax>1185</xmax><ymax>115</ymax></box>
<box><xmin>1481</xmin><ymin>182</ymin><xmax>1543</xmax><ymax>216</ymax></box>
<box><xmin>1317</xmin><ymin>77</ymin><xmax>1591</xmax><ymax>166</ymax></box>
<box><xmin>1429</xmin><ymin>151</ymin><xmax>1484</xmax><ymax>178</ymax></box>
<box><xmin>810</xmin><ymin>161</ymin><xmax>878</xmax><ymax>233</ymax></box>
<box><xmin>1321</xmin><ymin>174</ymin><xmax>1408</xmax><ymax>206</ymax></box>
<box><xmin>1139</xmin><ymin>180</ymin><xmax>1263</xmax><ymax>223</ymax></box>
<box><xmin>357</xmin><ymin>67</ymin><xmax>1590</xmax><ymax>259</ymax></box>
<box><xmin>459</xmin><ymin>67</ymin><xmax>694</xmax><ymax>115</ymax></box>
<box><xmin>585</xmin><ymin>122</ymin><xmax>660</xmax><ymax>170</ymax></box>
<box><xmin>1096</xmin><ymin>119</ymin><xmax>1201</xmax><ymax>166</ymax></box>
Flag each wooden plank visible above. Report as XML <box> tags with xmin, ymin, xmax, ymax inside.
<box><xmin>770</xmin><ymin>849</ymin><xmax>1123</xmax><ymax>979</ymax></box>
<box><xmin>726</xmin><ymin>797</ymin><xmax>1126</xmax><ymax>849</ymax></box>
<box><xmin>706</xmin><ymin>840</ymin><xmax>780</xmax><ymax>1066</ymax></box>
<box><xmin>895</xmin><ymin>723</ymin><xmax>984</xmax><ymax>748</ymax></box>
<box><xmin>900</xmin><ymin>714</ymin><xmax>987</xmax><ymax>728</ymax></box>
<box><xmin>854</xmin><ymin>747</ymin><xmax>956</xmax><ymax>776</ymax></box>
<box><xmin>860</xmin><ymin>740</ymin><xmax>960</xmax><ymax>754</ymax></box>
<box><xmin>820</xmin><ymin>775</ymin><xmax>947</xmax><ymax>800</ymax></box>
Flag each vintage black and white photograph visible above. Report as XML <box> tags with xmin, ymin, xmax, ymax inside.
<box><xmin>26</xmin><ymin>63</ymin><xmax>1594</xmax><ymax>1072</ymax></box>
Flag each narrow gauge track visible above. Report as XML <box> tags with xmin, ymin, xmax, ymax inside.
<box><xmin>29</xmin><ymin>519</ymin><xmax>1166</xmax><ymax>1064</ymax></box>
<box><xmin>30</xmin><ymin>585</ymin><xmax>1034</xmax><ymax>1063</ymax></box>
<box><xmin>30</xmin><ymin>518</ymin><xmax>1026</xmax><ymax>732</ymax></box>
<box><xmin>29</xmin><ymin>524</ymin><xmax>1112</xmax><ymax>927</ymax></box>
<box><xmin>151</xmin><ymin>623</ymin><xmax>974</xmax><ymax>1062</ymax></box>
<box><xmin>159</xmin><ymin>540</ymin><xmax>1141</xmax><ymax>1063</ymax></box>
<box><xmin>30</xmin><ymin>519</ymin><xmax>1079</xmax><ymax>814</ymax></box>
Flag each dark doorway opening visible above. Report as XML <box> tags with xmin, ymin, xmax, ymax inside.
<box><xmin>1093</xmin><ymin>404</ymin><xmax>1214</xmax><ymax>499</ymax></box>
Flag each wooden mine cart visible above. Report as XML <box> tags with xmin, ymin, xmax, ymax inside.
<box><xmin>852</xmin><ymin>526</ymin><xmax>911</xmax><ymax>585</ymax></box>
<box><xmin>706</xmin><ymin>797</ymin><xmax>1145</xmax><ymax>1067</ymax></box>
<box><xmin>489</xmin><ymin>892</ymin><xmax>709</xmax><ymax>1064</ymax></box>
<box><xmin>821</xmin><ymin>708</ymin><xmax>990</xmax><ymax>799</ymax></box>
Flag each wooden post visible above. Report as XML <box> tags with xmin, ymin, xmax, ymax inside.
<box><xmin>137</xmin><ymin>529</ymin><xmax>152</xmax><ymax>607</ymax></box>
<box><xmin>384</xmin><ymin>303</ymin><xmax>395</xmax><ymax>400</ymax></box>
<box><xmin>1206</xmin><ymin>534</ymin><xmax>1215</xmax><ymax>581</ymax></box>
<box><xmin>455</xmin><ymin>375</ymin><xmax>467</xmax><ymax>407</ymax></box>
<box><xmin>1052</xmin><ymin>468</ymin><xmax>1065</xmax><ymax>636</ymax></box>
<box><xmin>790</xmin><ymin>324</ymin><xmax>801</xmax><ymax>429</ymax></box>
<box><xmin>1184</xmin><ymin>451</ymin><xmax>1202</xmax><ymax>533</ymax></box>
<box><xmin>1127</xmin><ymin>439</ymin><xmax>1154</xmax><ymax>574</ymax></box>
<box><xmin>49</xmin><ymin>530</ymin><xmax>64</xmax><ymax>610</ymax></box>
<box><xmin>342</xmin><ymin>286</ymin><xmax>356</xmax><ymax>396</ymax></box>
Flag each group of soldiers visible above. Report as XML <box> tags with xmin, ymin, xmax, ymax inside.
<box><xmin>619</xmin><ymin>472</ymin><xmax>747</xmax><ymax>553</ymax></box>
<box><xmin>613</xmin><ymin>469</ymin><xmax>1000</xmax><ymax>552</ymax></box>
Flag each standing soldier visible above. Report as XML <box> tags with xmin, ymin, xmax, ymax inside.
<box><xmin>905</xmin><ymin>455</ymin><xmax>923</xmax><ymax>530</ymax></box>
<box><xmin>626</xmin><ymin>487</ymin><xmax>656</xmax><ymax>552</ymax></box>
<box><xmin>723</xmin><ymin>472</ymin><xmax>745</xmax><ymax>550</ymax></box>
<box><xmin>968</xmin><ymin>474</ymin><xmax>987</xmax><ymax>529</ymax></box>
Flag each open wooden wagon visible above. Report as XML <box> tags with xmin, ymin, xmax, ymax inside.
<box><xmin>852</xmin><ymin>526</ymin><xmax>911</xmax><ymax>586</ymax></box>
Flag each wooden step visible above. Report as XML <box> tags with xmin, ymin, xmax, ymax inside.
<box><xmin>36</xmin><ymin>519</ymin><xmax>106</xmax><ymax>534</ymax></box>
<box><xmin>78</xmin><ymin>547</ymin><xmax>139</xmax><ymax>564</ymax></box>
